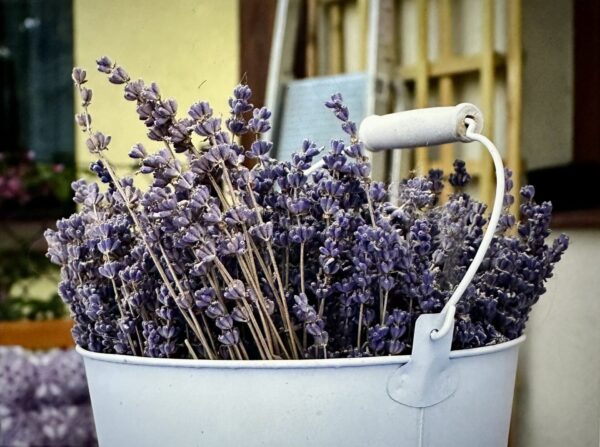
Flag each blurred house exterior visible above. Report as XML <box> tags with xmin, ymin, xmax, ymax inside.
<box><xmin>1</xmin><ymin>0</ymin><xmax>598</xmax><ymax>445</ymax></box>
<box><xmin>50</xmin><ymin>0</ymin><xmax>600</xmax><ymax>447</ymax></box>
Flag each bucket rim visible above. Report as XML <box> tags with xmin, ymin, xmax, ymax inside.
<box><xmin>76</xmin><ymin>335</ymin><xmax>525</xmax><ymax>370</ymax></box>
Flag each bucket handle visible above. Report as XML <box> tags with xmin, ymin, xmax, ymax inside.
<box><xmin>306</xmin><ymin>104</ymin><xmax>504</xmax><ymax>406</ymax></box>
<box><xmin>359</xmin><ymin>104</ymin><xmax>505</xmax><ymax>407</ymax></box>
<box><xmin>357</xmin><ymin>103</ymin><xmax>505</xmax><ymax>341</ymax></box>
<box><xmin>307</xmin><ymin>104</ymin><xmax>504</xmax><ymax>339</ymax></box>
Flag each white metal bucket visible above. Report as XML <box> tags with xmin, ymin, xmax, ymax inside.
<box><xmin>78</xmin><ymin>333</ymin><xmax>524</xmax><ymax>447</ymax></box>
<box><xmin>78</xmin><ymin>104</ymin><xmax>521</xmax><ymax>447</ymax></box>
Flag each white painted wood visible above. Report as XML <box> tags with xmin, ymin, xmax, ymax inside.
<box><xmin>264</xmin><ymin>0</ymin><xmax>302</xmax><ymax>144</ymax></box>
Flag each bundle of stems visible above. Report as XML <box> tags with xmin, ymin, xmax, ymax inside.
<box><xmin>45</xmin><ymin>58</ymin><xmax>568</xmax><ymax>361</ymax></box>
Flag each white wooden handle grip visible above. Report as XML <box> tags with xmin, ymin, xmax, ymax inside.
<box><xmin>358</xmin><ymin>103</ymin><xmax>484</xmax><ymax>151</ymax></box>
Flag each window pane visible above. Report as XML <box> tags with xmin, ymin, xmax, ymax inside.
<box><xmin>0</xmin><ymin>0</ymin><xmax>73</xmax><ymax>163</ymax></box>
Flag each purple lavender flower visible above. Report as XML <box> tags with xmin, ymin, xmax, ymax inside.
<box><xmin>449</xmin><ymin>159</ymin><xmax>471</xmax><ymax>187</ymax></box>
<box><xmin>46</xmin><ymin>58</ymin><xmax>568</xmax><ymax>361</ymax></box>
<box><xmin>0</xmin><ymin>347</ymin><xmax>97</xmax><ymax>446</ymax></box>
<box><xmin>71</xmin><ymin>67</ymin><xmax>87</xmax><ymax>84</ymax></box>
<box><xmin>96</xmin><ymin>56</ymin><xmax>113</xmax><ymax>73</ymax></box>
<box><xmin>108</xmin><ymin>66</ymin><xmax>130</xmax><ymax>84</ymax></box>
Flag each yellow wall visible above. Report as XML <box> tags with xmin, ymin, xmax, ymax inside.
<box><xmin>14</xmin><ymin>2</ymin><xmax>238</xmax><ymax>307</ymax></box>
<box><xmin>73</xmin><ymin>0</ymin><xmax>240</xmax><ymax>173</ymax></box>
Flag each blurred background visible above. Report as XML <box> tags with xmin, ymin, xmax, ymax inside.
<box><xmin>0</xmin><ymin>0</ymin><xmax>598</xmax><ymax>446</ymax></box>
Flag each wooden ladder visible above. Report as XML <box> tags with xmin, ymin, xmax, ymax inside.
<box><xmin>266</xmin><ymin>0</ymin><xmax>523</xmax><ymax>214</ymax></box>
<box><xmin>395</xmin><ymin>0</ymin><xmax>523</xmax><ymax>212</ymax></box>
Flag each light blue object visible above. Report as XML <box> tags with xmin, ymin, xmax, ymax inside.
<box><xmin>387</xmin><ymin>312</ymin><xmax>459</xmax><ymax>408</ymax></box>
<box><xmin>79</xmin><ymin>105</ymin><xmax>522</xmax><ymax>447</ymax></box>
<box><xmin>78</xmin><ymin>336</ymin><xmax>524</xmax><ymax>447</ymax></box>
<box><xmin>275</xmin><ymin>73</ymin><xmax>367</xmax><ymax>161</ymax></box>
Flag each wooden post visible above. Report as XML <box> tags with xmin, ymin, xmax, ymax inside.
<box><xmin>415</xmin><ymin>0</ymin><xmax>430</xmax><ymax>174</ymax></box>
<box><xmin>507</xmin><ymin>0</ymin><xmax>522</xmax><ymax>218</ymax></box>
<box><xmin>240</xmin><ymin>0</ymin><xmax>277</xmax><ymax>152</ymax></box>
<box><xmin>438</xmin><ymin>0</ymin><xmax>455</xmax><ymax>179</ymax></box>
<box><xmin>480</xmin><ymin>0</ymin><xmax>495</xmax><ymax>206</ymax></box>
<box><xmin>357</xmin><ymin>0</ymin><xmax>369</xmax><ymax>71</ymax></box>
<box><xmin>328</xmin><ymin>1</ymin><xmax>345</xmax><ymax>74</ymax></box>
<box><xmin>306</xmin><ymin>0</ymin><xmax>319</xmax><ymax>77</ymax></box>
<box><xmin>370</xmin><ymin>0</ymin><xmax>397</xmax><ymax>182</ymax></box>
<box><xmin>264</xmin><ymin>0</ymin><xmax>303</xmax><ymax>144</ymax></box>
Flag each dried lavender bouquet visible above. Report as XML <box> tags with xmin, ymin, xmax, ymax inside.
<box><xmin>45</xmin><ymin>57</ymin><xmax>568</xmax><ymax>361</ymax></box>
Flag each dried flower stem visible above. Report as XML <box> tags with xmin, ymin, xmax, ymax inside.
<box><xmin>248</xmin><ymin>236</ymin><xmax>302</xmax><ymax>356</ymax></box>
<box><xmin>357</xmin><ymin>303</ymin><xmax>364</xmax><ymax>350</ymax></box>
<box><xmin>214</xmin><ymin>259</ymin><xmax>273</xmax><ymax>359</ymax></box>
<box><xmin>217</xmin><ymin>166</ymin><xmax>296</xmax><ymax>358</ymax></box>
<box><xmin>185</xmin><ymin>339</ymin><xmax>199</xmax><ymax>360</ymax></box>
<box><xmin>381</xmin><ymin>290</ymin><xmax>389</xmax><ymax>323</ymax></box>
<box><xmin>206</xmin><ymin>268</ymin><xmax>266</xmax><ymax>360</ymax></box>
<box><xmin>75</xmin><ymin>81</ymin><xmax>214</xmax><ymax>358</ymax></box>
<box><xmin>245</xmin><ymin>183</ymin><xmax>299</xmax><ymax>357</ymax></box>
<box><xmin>237</xmin><ymin>255</ymin><xmax>291</xmax><ymax>358</ymax></box>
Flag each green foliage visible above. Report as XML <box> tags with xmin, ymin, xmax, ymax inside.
<box><xmin>0</xmin><ymin>246</ymin><xmax>67</xmax><ymax>321</ymax></box>
<box><xmin>0</xmin><ymin>150</ymin><xmax>73</xmax><ymax>321</ymax></box>
<box><xmin>0</xmin><ymin>293</ymin><xmax>67</xmax><ymax>321</ymax></box>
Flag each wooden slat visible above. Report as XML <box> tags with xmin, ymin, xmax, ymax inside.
<box><xmin>263</xmin><ymin>0</ymin><xmax>303</xmax><ymax>143</ymax></box>
<box><xmin>240</xmin><ymin>0</ymin><xmax>277</xmax><ymax>151</ymax></box>
<box><xmin>369</xmin><ymin>0</ymin><xmax>397</xmax><ymax>182</ymax></box>
<box><xmin>357</xmin><ymin>0</ymin><xmax>369</xmax><ymax>71</ymax></box>
<box><xmin>507</xmin><ymin>0</ymin><xmax>523</xmax><ymax>219</ymax></box>
<box><xmin>306</xmin><ymin>0</ymin><xmax>319</xmax><ymax>77</ymax></box>
<box><xmin>327</xmin><ymin>1</ymin><xmax>344</xmax><ymax>74</ymax></box>
<box><xmin>396</xmin><ymin>0</ymin><xmax>521</xmax><ymax>216</ymax></box>
<box><xmin>480</xmin><ymin>0</ymin><xmax>495</xmax><ymax>205</ymax></box>
<box><xmin>415</xmin><ymin>0</ymin><xmax>430</xmax><ymax>173</ymax></box>
<box><xmin>438</xmin><ymin>0</ymin><xmax>455</xmax><ymax>178</ymax></box>
<box><xmin>399</xmin><ymin>52</ymin><xmax>505</xmax><ymax>80</ymax></box>
<box><xmin>438</xmin><ymin>0</ymin><xmax>452</xmax><ymax>56</ymax></box>
<box><xmin>550</xmin><ymin>209</ymin><xmax>600</xmax><ymax>229</ymax></box>
<box><xmin>0</xmin><ymin>319</ymin><xmax>74</xmax><ymax>349</ymax></box>
<box><xmin>415</xmin><ymin>0</ymin><xmax>429</xmax><ymax>107</ymax></box>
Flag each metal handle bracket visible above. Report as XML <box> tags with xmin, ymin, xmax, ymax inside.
<box><xmin>387</xmin><ymin>312</ymin><xmax>458</xmax><ymax>408</ymax></box>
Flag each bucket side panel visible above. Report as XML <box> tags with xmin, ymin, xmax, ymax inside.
<box><xmin>82</xmin><ymin>343</ymin><xmax>521</xmax><ymax>447</ymax></box>
<box><xmin>422</xmin><ymin>345</ymin><xmax>520</xmax><ymax>447</ymax></box>
<box><xmin>84</xmin><ymin>359</ymin><xmax>421</xmax><ymax>447</ymax></box>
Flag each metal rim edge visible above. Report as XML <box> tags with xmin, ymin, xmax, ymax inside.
<box><xmin>76</xmin><ymin>335</ymin><xmax>526</xmax><ymax>370</ymax></box>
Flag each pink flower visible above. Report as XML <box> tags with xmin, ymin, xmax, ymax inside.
<box><xmin>7</xmin><ymin>177</ymin><xmax>24</xmax><ymax>195</ymax></box>
<box><xmin>0</xmin><ymin>174</ymin><xmax>27</xmax><ymax>201</ymax></box>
